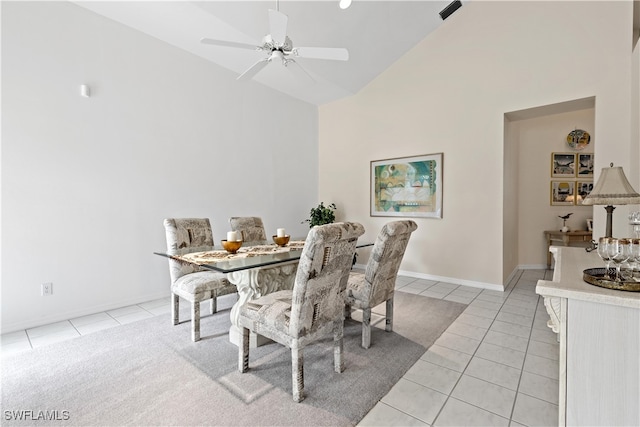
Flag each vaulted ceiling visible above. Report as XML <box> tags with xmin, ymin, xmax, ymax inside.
<box><xmin>74</xmin><ymin>1</ymin><xmax>461</xmax><ymax>105</ymax></box>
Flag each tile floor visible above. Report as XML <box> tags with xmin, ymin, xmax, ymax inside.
<box><xmin>0</xmin><ymin>298</ymin><xmax>170</xmax><ymax>354</ymax></box>
<box><xmin>359</xmin><ymin>269</ymin><xmax>559</xmax><ymax>427</ymax></box>
<box><xmin>1</xmin><ymin>269</ymin><xmax>558</xmax><ymax>427</ymax></box>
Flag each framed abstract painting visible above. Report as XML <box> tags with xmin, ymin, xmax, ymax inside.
<box><xmin>370</xmin><ymin>153</ymin><xmax>443</xmax><ymax>218</ymax></box>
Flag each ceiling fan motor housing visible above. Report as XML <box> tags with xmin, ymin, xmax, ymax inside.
<box><xmin>262</xmin><ymin>35</ymin><xmax>293</xmax><ymax>53</ymax></box>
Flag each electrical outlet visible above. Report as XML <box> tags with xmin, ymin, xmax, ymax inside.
<box><xmin>41</xmin><ymin>282</ymin><xmax>53</xmax><ymax>296</ymax></box>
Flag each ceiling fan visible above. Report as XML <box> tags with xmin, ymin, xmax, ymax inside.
<box><xmin>200</xmin><ymin>5</ymin><xmax>349</xmax><ymax>82</ymax></box>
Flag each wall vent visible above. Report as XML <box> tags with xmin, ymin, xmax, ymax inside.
<box><xmin>440</xmin><ymin>0</ymin><xmax>462</xmax><ymax>20</ymax></box>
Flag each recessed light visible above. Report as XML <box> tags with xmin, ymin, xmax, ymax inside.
<box><xmin>339</xmin><ymin>0</ymin><xmax>352</xmax><ymax>10</ymax></box>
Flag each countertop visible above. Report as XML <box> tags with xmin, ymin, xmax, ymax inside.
<box><xmin>535</xmin><ymin>246</ymin><xmax>640</xmax><ymax>309</ymax></box>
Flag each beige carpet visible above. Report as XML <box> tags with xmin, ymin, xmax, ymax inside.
<box><xmin>1</xmin><ymin>291</ymin><xmax>465</xmax><ymax>426</ymax></box>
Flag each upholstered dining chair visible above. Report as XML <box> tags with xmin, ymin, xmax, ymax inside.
<box><xmin>163</xmin><ymin>218</ymin><xmax>237</xmax><ymax>342</ymax></box>
<box><xmin>344</xmin><ymin>220</ymin><xmax>418</xmax><ymax>349</ymax></box>
<box><xmin>229</xmin><ymin>216</ymin><xmax>267</xmax><ymax>242</ymax></box>
<box><xmin>237</xmin><ymin>222</ymin><xmax>365</xmax><ymax>402</ymax></box>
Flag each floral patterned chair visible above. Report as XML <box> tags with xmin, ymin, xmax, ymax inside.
<box><xmin>237</xmin><ymin>222</ymin><xmax>365</xmax><ymax>402</ymax></box>
<box><xmin>229</xmin><ymin>216</ymin><xmax>267</xmax><ymax>243</ymax></box>
<box><xmin>344</xmin><ymin>220</ymin><xmax>418</xmax><ymax>349</ymax></box>
<box><xmin>163</xmin><ymin>218</ymin><xmax>237</xmax><ymax>342</ymax></box>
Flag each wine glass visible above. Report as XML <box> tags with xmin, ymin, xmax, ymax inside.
<box><xmin>597</xmin><ymin>237</ymin><xmax>614</xmax><ymax>279</ymax></box>
<box><xmin>630</xmin><ymin>212</ymin><xmax>640</xmax><ymax>239</ymax></box>
<box><xmin>610</xmin><ymin>238</ymin><xmax>631</xmax><ymax>281</ymax></box>
<box><xmin>629</xmin><ymin>238</ymin><xmax>640</xmax><ymax>280</ymax></box>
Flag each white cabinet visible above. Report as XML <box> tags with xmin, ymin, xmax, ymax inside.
<box><xmin>536</xmin><ymin>247</ymin><xmax>640</xmax><ymax>426</ymax></box>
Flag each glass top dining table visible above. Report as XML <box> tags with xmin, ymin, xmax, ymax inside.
<box><xmin>154</xmin><ymin>238</ymin><xmax>373</xmax><ymax>274</ymax></box>
<box><xmin>155</xmin><ymin>237</ymin><xmax>373</xmax><ymax>347</ymax></box>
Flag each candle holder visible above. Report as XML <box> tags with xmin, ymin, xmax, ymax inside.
<box><xmin>221</xmin><ymin>239</ymin><xmax>242</xmax><ymax>254</ymax></box>
<box><xmin>273</xmin><ymin>235</ymin><xmax>290</xmax><ymax>247</ymax></box>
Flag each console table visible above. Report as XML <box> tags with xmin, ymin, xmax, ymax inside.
<box><xmin>543</xmin><ymin>230</ymin><xmax>592</xmax><ymax>268</ymax></box>
<box><xmin>536</xmin><ymin>247</ymin><xmax>640</xmax><ymax>426</ymax></box>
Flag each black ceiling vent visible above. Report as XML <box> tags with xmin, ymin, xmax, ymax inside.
<box><xmin>439</xmin><ymin>0</ymin><xmax>462</xmax><ymax>20</ymax></box>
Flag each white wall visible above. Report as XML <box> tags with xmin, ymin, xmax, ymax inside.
<box><xmin>503</xmin><ymin>117</ymin><xmax>519</xmax><ymax>282</ymax></box>
<box><xmin>1</xmin><ymin>2</ymin><xmax>319</xmax><ymax>332</ymax></box>
<box><xmin>319</xmin><ymin>1</ymin><xmax>635</xmax><ymax>289</ymax></box>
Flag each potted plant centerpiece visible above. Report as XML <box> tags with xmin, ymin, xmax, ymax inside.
<box><xmin>302</xmin><ymin>202</ymin><xmax>337</xmax><ymax>228</ymax></box>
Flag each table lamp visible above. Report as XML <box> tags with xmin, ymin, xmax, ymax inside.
<box><xmin>582</xmin><ymin>163</ymin><xmax>640</xmax><ymax>237</ymax></box>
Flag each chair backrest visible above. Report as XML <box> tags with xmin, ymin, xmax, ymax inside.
<box><xmin>364</xmin><ymin>220</ymin><xmax>418</xmax><ymax>306</ymax></box>
<box><xmin>229</xmin><ymin>216</ymin><xmax>267</xmax><ymax>242</ymax></box>
<box><xmin>289</xmin><ymin>222</ymin><xmax>365</xmax><ymax>338</ymax></box>
<box><xmin>163</xmin><ymin>218</ymin><xmax>214</xmax><ymax>283</ymax></box>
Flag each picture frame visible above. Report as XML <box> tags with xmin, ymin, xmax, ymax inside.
<box><xmin>575</xmin><ymin>180</ymin><xmax>594</xmax><ymax>205</ymax></box>
<box><xmin>577</xmin><ymin>153</ymin><xmax>594</xmax><ymax>177</ymax></box>
<box><xmin>550</xmin><ymin>180</ymin><xmax>575</xmax><ymax>206</ymax></box>
<box><xmin>587</xmin><ymin>218</ymin><xmax>593</xmax><ymax>232</ymax></box>
<box><xmin>551</xmin><ymin>153</ymin><xmax>576</xmax><ymax>178</ymax></box>
<box><xmin>370</xmin><ymin>153</ymin><xmax>443</xmax><ymax>218</ymax></box>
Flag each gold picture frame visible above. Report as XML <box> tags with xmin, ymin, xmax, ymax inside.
<box><xmin>551</xmin><ymin>153</ymin><xmax>576</xmax><ymax>178</ymax></box>
<box><xmin>575</xmin><ymin>180</ymin><xmax>594</xmax><ymax>205</ymax></box>
<box><xmin>551</xmin><ymin>181</ymin><xmax>575</xmax><ymax>206</ymax></box>
<box><xmin>577</xmin><ymin>153</ymin><xmax>595</xmax><ymax>177</ymax></box>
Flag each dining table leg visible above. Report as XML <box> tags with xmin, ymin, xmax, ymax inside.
<box><xmin>226</xmin><ymin>261</ymin><xmax>298</xmax><ymax>347</ymax></box>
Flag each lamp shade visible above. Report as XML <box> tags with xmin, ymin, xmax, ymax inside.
<box><xmin>582</xmin><ymin>164</ymin><xmax>640</xmax><ymax>206</ymax></box>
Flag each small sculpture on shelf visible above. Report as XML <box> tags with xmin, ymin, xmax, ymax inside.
<box><xmin>559</xmin><ymin>213</ymin><xmax>573</xmax><ymax>232</ymax></box>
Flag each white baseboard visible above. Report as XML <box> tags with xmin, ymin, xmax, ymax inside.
<box><xmin>517</xmin><ymin>264</ymin><xmax>549</xmax><ymax>270</ymax></box>
<box><xmin>396</xmin><ymin>269</ymin><xmax>504</xmax><ymax>292</ymax></box>
<box><xmin>1</xmin><ymin>291</ymin><xmax>171</xmax><ymax>334</ymax></box>
<box><xmin>504</xmin><ymin>268</ymin><xmax>521</xmax><ymax>288</ymax></box>
<box><xmin>504</xmin><ymin>264</ymin><xmax>550</xmax><ymax>290</ymax></box>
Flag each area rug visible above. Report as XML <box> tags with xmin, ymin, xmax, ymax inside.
<box><xmin>1</xmin><ymin>292</ymin><xmax>465</xmax><ymax>426</ymax></box>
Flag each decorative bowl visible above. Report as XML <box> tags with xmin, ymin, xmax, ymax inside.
<box><xmin>273</xmin><ymin>235</ymin><xmax>290</xmax><ymax>247</ymax></box>
<box><xmin>221</xmin><ymin>239</ymin><xmax>242</xmax><ymax>254</ymax></box>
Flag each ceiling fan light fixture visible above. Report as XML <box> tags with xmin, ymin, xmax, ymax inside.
<box><xmin>339</xmin><ymin>0</ymin><xmax>352</xmax><ymax>10</ymax></box>
<box><xmin>271</xmin><ymin>50</ymin><xmax>284</xmax><ymax>63</ymax></box>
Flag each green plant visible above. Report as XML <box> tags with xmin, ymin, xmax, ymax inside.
<box><xmin>302</xmin><ymin>202</ymin><xmax>337</xmax><ymax>228</ymax></box>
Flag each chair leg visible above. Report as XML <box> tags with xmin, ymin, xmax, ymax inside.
<box><xmin>386</xmin><ymin>297</ymin><xmax>394</xmax><ymax>332</ymax></box>
<box><xmin>344</xmin><ymin>304</ymin><xmax>352</xmax><ymax>320</ymax></box>
<box><xmin>362</xmin><ymin>308</ymin><xmax>371</xmax><ymax>349</ymax></box>
<box><xmin>334</xmin><ymin>320</ymin><xmax>344</xmax><ymax>373</ymax></box>
<box><xmin>239</xmin><ymin>327</ymin><xmax>249</xmax><ymax>373</ymax></box>
<box><xmin>210</xmin><ymin>297</ymin><xmax>217</xmax><ymax>314</ymax></box>
<box><xmin>191</xmin><ymin>302</ymin><xmax>200</xmax><ymax>342</ymax></box>
<box><xmin>291</xmin><ymin>346</ymin><xmax>305</xmax><ymax>402</ymax></box>
<box><xmin>171</xmin><ymin>294</ymin><xmax>179</xmax><ymax>326</ymax></box>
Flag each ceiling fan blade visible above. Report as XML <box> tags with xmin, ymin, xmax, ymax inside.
<box><xmin>285</xmin><ymin>59</ymin><xmax>315</xmax><ymax>84</ymax></box>
<box><xmin>292</xmin><ymin>47</ymin><xmax>349</xmax><ymax>61</ymax></box>
<box><xmin>200</xmin><ymin>38</ymin><xmax>259</xmax><ymax>51</ymax></box>
<box><xmin>268</xmin><ymin>9</ymin><xmax>288</xmax><ymax>46</ymax></box>
<box><xmin>237</xmin><ymin>58</ymin><xmax>270</xmax><ymax>81</ymax></box>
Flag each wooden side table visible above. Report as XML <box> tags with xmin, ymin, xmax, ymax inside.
<box><xmin>543</xmin><ymin>230</ymin><xmax>592</xmax><ymax>268</ymax></box>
